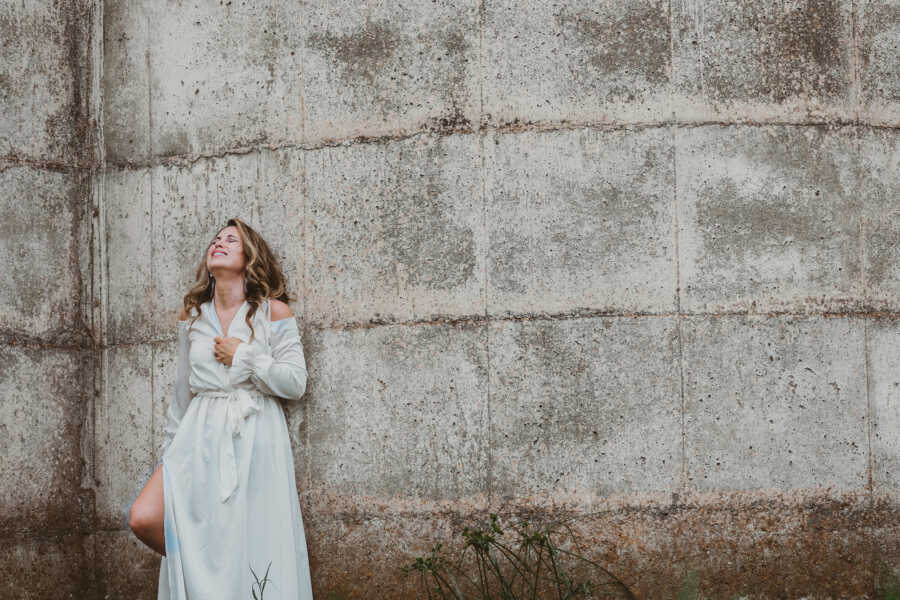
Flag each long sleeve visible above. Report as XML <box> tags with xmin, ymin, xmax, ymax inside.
<box><xmin>158</xmin><ymin>320</ymin><xmax>193</xmax><ymax>461</ymax></box>
<box><xmin>228</xmin><ymin>317</ymin><xmax>308</xmax><ymax>402</ymax></box>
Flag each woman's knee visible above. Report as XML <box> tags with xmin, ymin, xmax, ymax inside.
<box><xmin>129</xmin><ymin>498</ymin><xmax>157</xmax><ymax>536</ymax></box>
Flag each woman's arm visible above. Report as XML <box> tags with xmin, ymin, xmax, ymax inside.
<box><xmin>228</xmin><ymin>302</ymin><xmax>308</xmax><ymax>402</ymax></box>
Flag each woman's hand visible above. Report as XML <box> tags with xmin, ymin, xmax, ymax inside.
<box><xmin>213</xmin><ymin>336</ymin><xmax>243</xmax><ymax>366</ymax></box>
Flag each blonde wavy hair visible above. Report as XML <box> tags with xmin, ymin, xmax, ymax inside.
<box><xmin>181</xmin><ymin>217</ymin><xmax>294</xmax><ymax>342</ymax></box>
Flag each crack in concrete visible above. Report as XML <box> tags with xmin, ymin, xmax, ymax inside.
<box><xmin>98</xmin><ymin>119</ymin><xmax>900</xmax><ymax>172</ymax></box>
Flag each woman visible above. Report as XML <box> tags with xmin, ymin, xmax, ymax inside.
<box><xmin>128</xmin><ymin>218</ymin><xmax>314</xmax><ymax>599</ymax></box>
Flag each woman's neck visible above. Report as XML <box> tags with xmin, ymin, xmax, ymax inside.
<box><xmin>213</xmin><ymin>275</ymin><xmax>245</xmax><ymax>310</ymax></box>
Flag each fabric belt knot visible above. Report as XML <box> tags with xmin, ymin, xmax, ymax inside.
<box><xmin>196</xmin><ymin>388</ymin><xmax>263</xmax><ymax>503</ymax></box>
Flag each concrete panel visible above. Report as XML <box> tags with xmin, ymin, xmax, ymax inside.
<box><xmin>95</xmin><ymin>344</ymin><xmax>154</xmax><ymax>530</ymax></box>
<box><xmin>103</xmin><ymin>1</ymin><xmax>151</xmax><ymax>164</ymax></box>
<box><xmin>482</xmin><ymin>0</ymin><xmax>672</xmax><ymax>127</ymax></box>
<box><xmin>0</xmin><ymin>165</ymin><xmax>88</xmax><ymax>344</ymax></box>
<box><xmin>305</xmin><ymin>322</ymin><xmax>490</xmax><ymax>500</ymax></box>
<box><xmin>683</xmin><ymin>316</ymin><xmax>868</xmax><ymax>491</ymax></box>
<box><xmin>869</xmin><ymin>317</ymin><xmax>900</xmax><ymax>492</ymax></box>
<box><xmin>677</xmin><ymin>125</ymin><xmax>862</xmax><ymax>314</ymax></box>
<box><xmin>489</xmin><ymin>316</ymin><xmax>682</xmax><ymax>499</ymax></box>
<box><xmin>0</xmin><ymin>1</ymin><xmax>90</xmax><ymax>164</ymax></box>
<box><xmin>95</xmin><ymin>530</ymin><xmax>160</xmax><ymax>600</ymax></box>
<box><xmin>105</xmin><ymin>167</ymin><xmax>153</xmax><ymax>345</ymax></box>
<box><xmin>856</xmin><ymin>0</ymin><xmax>900</xmax><ymax>126</ymax></box>
<box><xmin>0</xmin><ymin>533</ymin><xmax>95</xmax><ymax>598</ymax></box>
<box><xmin>0</xmin><ymin>346</ymin><xmax>90</xmax><ymax>536</ymax></box>
<box><xmin>139</xmin><ymin>1</ymin><xmax>304</xmax><ymax>159</ymax></box>
<box><xmin>485</xmin><ymin>127</ymin><xmax>676</xmax><ymax>317</ymax></box>
<box><xmin>146</xmin><ymin>148</ymin><xmax>304</xmax><ymax>342</ymax></box>
<box><xmin>861</xmin><ymin>127</ymin><xmax>900</xmax><ymax>310</ymax></box>
<box><xmin>305</xmin><ymin>133</ymin><xmax>484</xmax><ymax>328</ymax></box>
<box><xmin>671</xmin><ymin>0</ymin><xmax>855</xmax><ymax>122</ymax></box>
<box><xmin>302</xmin><ymin>1</ymin><xmax>480</xmax><ymax>142</ymax></box>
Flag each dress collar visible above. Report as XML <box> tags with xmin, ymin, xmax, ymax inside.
<box><xmin>206</xmin><ymin>297</ymin><xmax>249</xmax><ymax>337</ymax></box>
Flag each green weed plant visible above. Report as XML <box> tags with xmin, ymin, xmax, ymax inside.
<box><xmin>250</xmin><ymin>561</ymin><xmax>273</xmax><ymax>600</ymax></box>
<box><xmin>401</xmin><ymin>512</ymin><xmax>635</xmax><ymax>600</ymax></box>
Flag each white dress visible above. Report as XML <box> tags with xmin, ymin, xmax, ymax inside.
<box><xmin>156</xmin><ymin>297</ymin><xmax>314</xmax><ymax>599</ymax></box>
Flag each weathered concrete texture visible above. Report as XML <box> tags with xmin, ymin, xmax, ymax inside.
<box><xmin>94</xmin><ymin>344</ymin><xmax>154</xmax><ymax>530</ymax></box>
<box><xmin>861</xmin><ymin>128</ymin><xmax>900</xmax><ymax>310</ymax></box>
<box><xmin>303</xmin><ymin>508</ymin><xmax>438</xmax><ymax>600</ymax></box>
<box><xmin>305</xmin><ymin>132</ymin><xmax>484</xmax><ymax>328</ymax></box>
<box><xmin>303</xmin><ymin>0</ymin><xmax>480</xmax><ymax>143</ymax></box>
<box><xmin>0</xmin><ymin>533</ymin><xmax>96</xmax><ymax>599</ymax></box>
<box><xmin>0</xmin><ymin>165</ymin><xmax>91</xmax><ymax>345</ymax></box>
<box><xmin>102</xmin><ymin>0</ymin><xmax>152</xmax><ymax>163</ymax></box>
<box><xmin>305</xmin><ymin>322</ymin><xmax>490</xmax><ymax>500</ymax></box>
<box><xmin>0</xmin><ymin>0</ymin><xmax>94</xmax><ymax>165</ymax></box>
<box><xmin>299</xmin><ymin>491</ymin><xmax>884</xmax><ymax>600</ymax></box>
<box><xmin>868</xmin><ymin>317</ymin><xmax>900</xmax><ymax>491</ymax></box>
<box><xmin>677</xmin><ymin>124</ymin><xmax>863</xmax><ymax>314</ymax></box>
<box><xmin>104</xmin><ymin>166</ymin><xmax>152</xmax><ymax>345</ymax></box>
<box><xmin>489</xmin><ymin>316</ymin><xmax>682</xmax><ymax>499</ymax></box>
<box><xmin>485</xmin><ymin>126</ymin><xmax>676</xmax><ymax>317</ymax></box>
<box><xmin>0</xmin><ymin>345</ymin><xmax>94</xmax><ymax>537</ymax></box>
<box><xmin>856</xmin><ymin>0</ymin><xmax>900</xmax><ymax>126</ymax></box>
<box><xmin>482</xmin><ymin>0</ymin><xmax>672</xmax><ymax>127</ymax></box>
<box><xmin>103</xmin><ymin>1</ymin><xmax>305</xmax><ymax>163</ymax></box>
<box><xmin>94</xmin><ymin>530</ymin><xmax>160</xmax><ymax>600</ymax></box>
<box><xmin>671</xmin><ymin>0</ymin><xmax>856</xmax><ymax>123</ymax></box>
<box><xmin>582</xmin><ymin>491</ymin><xmax>881</xmax><ymax>599</ymax></box>
<box><xmin>683</xmin><ymin>316</ymin><xmax>868</xmax><ymax>491</ymax></box>
<box><xmin>104</xmin><ymin>148</ymin><xmax>304</xmax><ymax>344</ymax></box>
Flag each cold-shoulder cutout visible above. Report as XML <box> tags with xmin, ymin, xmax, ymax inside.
<box><xmin>269</xmin><ymin>299</ymin><xmax>293</xmax><ymax>322</ymax></box>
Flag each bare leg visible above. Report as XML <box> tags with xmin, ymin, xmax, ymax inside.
<box><xmin>129</xmin><ymin>463</ymin><xmax>166</xmax><ymax>556</ymax></box>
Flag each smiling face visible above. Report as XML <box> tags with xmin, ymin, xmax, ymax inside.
<box><xmin>206</xmin><ymin>225</ymin><xmax>247</xmax><ymax>276</ymax></box>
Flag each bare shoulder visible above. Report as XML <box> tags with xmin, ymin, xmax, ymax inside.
<box><xmin>269</xmin><ymin>299</ymin><xmax>293</xmax><ymax>321</ymax></box>
<box><xmin>177</xmin><ymin>305</ymin><xmax>190</xmax><ymax>321</ymax></box>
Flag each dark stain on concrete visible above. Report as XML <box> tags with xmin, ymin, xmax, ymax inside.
<box><xmin>307</xmin><ymin>18</ymin><xmax>403</xmax><ymax>87</ymax></box>
<box><xmin>60</xmin><ymin>1</ymin><xmax>92</xmax><ymax>166</ymax></box>
<box><xmin>157</xmin><ymin>129</ymin><xmax>191</xmax><ymax>158</ymax></box>
<box><xmin>425</xmin><ymin>104</ymin><xmax>473</xmax><ymax>135</ymax></box>
<box><xmin>867</xmin><ymin>195</ymin><xmax>900</xmax><ymax>291</ymax></box>
<box><xmin>691</xmin><ymin>0</ymin><xmax>848</xmax><ymax>103</ymax></box>
<box><xmin>488</xmin><ymin>225</ymin><xmax>530</xmax><ymax>295</ymax></box>
<box><xmin>0</xmin><ymin>347</ymin><xmax>91</xmax><ymax>539</ymax></box>
<box><xmin>0</xmin><ymin>2</ymin><xmax>92</xmax><ymax>165</ymax></box>
<box><xmin>0</xmin><ymin>533</ymin><xmax>96</xmax><ymax>598</ymax></box>
<box><xmin>856</xmin><ymin>1</ymin><xmax>900</xmax><ymax>106</ymax></box>
<box><xmin>373</xmin><ymin>138</ymin><xmax>477</xmax><ymax>292</ymax></box>
<box><xmin>489</xmin><ymin>317</ymin><xmax>680</xmax><ymax>497</ymax></box>
<box><xmin>306</xmin><ymin>323</ymin><xmax>489</xmax><ymax>502</ymax></box>
<box><xmin>691</xmin><ymin>126</ymin><xmax>861</xmax><ymax>294</ymax></box>
<box><xmin>387</xmin><ymin>183</ymin><xmax>476</xmax><ymax>291</ymax></box>
<box><xmin>556</xmin><ymin>3</ymin><xmax>671</xmax><ymax>91</ymax></box>
<box><xmin>489</xmin><ymin>130</ymin><xmax>672</xmax><ymax>296</ymax></box>
<box><xmin>307</xmin><ymin>15</ymin><xmax>474</xmax><ymax>118</ymax></box>
<box><xmin>0</xmin><ymin>166</ymin><xmax>92</xmax><ymax>345</ymax></box>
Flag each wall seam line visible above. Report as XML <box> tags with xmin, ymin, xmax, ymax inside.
<box><xmin>672</xmin><ymin>123</ymin><xmax>687</xmax><ymax>497</ymax></box>
<box><xmin>477</xmin><ymin>0</ymin><xmax>491</xmax><ymax>507</ymax></box>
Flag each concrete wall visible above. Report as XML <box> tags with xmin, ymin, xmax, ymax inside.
<box><xmin>2</xmin><ymin>0</ymin><xmax>899</xmax><ymax>598</ymax></box>
<box><xmin>0</xmin><ymin>0</ymin><xmax>100</xmax><ymax>597</ymax></box>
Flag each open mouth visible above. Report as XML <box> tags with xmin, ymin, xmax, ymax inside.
<box><xmin>212</xmin><ymin>251</ymin><xmax>227</xmax><ymax>257</ymax></box>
